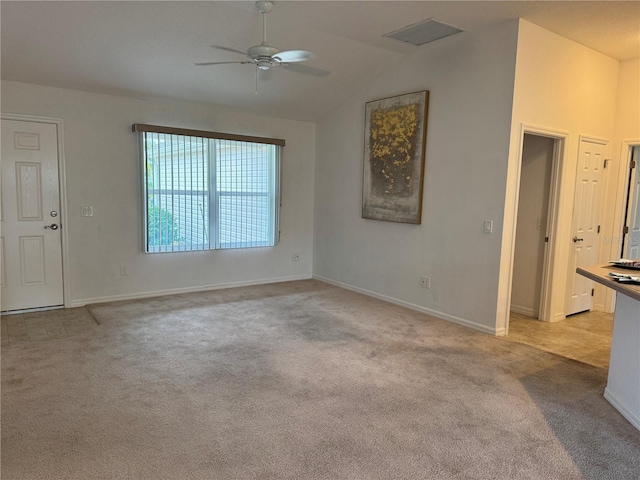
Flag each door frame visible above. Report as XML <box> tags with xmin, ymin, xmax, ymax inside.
<box><xmin>621</xmin><ymin>145</ymin><xmax>640</xmax><ymax>257</ymax></box>
<box><xmin>503</xmin><ymin>124</ymin><xmax>568</xmax><ymax>334</ymax></box>
<box><xmin>1</xmin><ymin>113</ymin><xmax>70</xmax><ymax>309</ymax></box>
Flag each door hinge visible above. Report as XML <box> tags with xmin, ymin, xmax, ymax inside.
<box><xmin>544</xmin><ymin>236</ymin><xmax>549</xmax><ymax>243</ymax></box>
<box><xmin>624</xmin><ymin>225</ymin><xmax>629</xmax><ymax>235</ymax></box>
<box><xmin>591</xmin><ymin>289</ymin><xmax>595</xmax><ymax>297</ymax></box>
<box><xmin>631</xmin><ymin>159</ymin><xmax>637</xmax><ymax>170</ymax></box>
<box><xmin>597</xmin><ymin>225</ymin><xmax>600</xmax><ymax>233</ymax></box>
<box><xmin>278</xmin><ymin>230</ymin><xmax>281</xmax><ymax>242</ymax></box>
<box><xmin>604</xmin><ymin>158</ymin><xmax>611</xmax><ymax>169</ymax></box>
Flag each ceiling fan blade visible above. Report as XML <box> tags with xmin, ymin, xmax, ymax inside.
<box><xmin>281</xmin><ymin>63</ymin><xmax>330</xmax><ymax>77</ymax></box>
<box><xmin>274</xmin><ymin>50</ymin><xmax>315</xmax><ymax>63</ymax></box>
<box><xmin>210</xmin><ymin>45</ymin><xmax>248</xmax><ymax>56</ymax></box>
<box><xmin>195</xmin><ymin>61</ymin><xmax>254</xmax><ymax>66</ymax></box>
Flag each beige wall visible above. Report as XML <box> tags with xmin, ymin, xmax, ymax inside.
<box><xmin>1</xmin><ymin>81</ymin><xmax>316</xmax><ymax>305</ymax></box>
<box><xmin>313</xmin><ymin>21</ymin><xmax>519</xmax><ymax>334</ymax></box>
<box><xmin>500</xmin><ymin>20</ymin><xmax>622</xmax><ymax>329</ymax></box>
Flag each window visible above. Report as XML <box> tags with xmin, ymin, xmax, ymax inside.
<box><xmin>134</xmin><ymin>124</ymin><xmax>283</xmax><ymax>253</ymax></box>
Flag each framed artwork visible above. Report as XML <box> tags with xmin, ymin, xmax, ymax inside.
<box><xmin>362</xmin><ymin>90</ymin><xmax>429</xmax><ymax>224</ymax></box>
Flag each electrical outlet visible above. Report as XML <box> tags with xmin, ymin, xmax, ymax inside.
<box><xmin>120</xmin><ymin>264</ymin><xmax>128</xmax><ymax>276</ymax></box>
<box><xmin>420</xmin><ymin>276</ymin><xmax>431</xmax><ymax>289</ymax></box>
<box><xmin>292</xmin><ymin>253</ymin><xmax>300</xmax><ymax>262</ymax></box>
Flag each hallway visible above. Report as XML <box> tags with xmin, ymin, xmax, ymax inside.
<box><xmin>507</xmin><ymin>311</ymin><xmax>613</xmax><ymax>368</ymax></box>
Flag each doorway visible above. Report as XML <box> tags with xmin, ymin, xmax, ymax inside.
<box><xmin>507</xmin><ymin>132</ymin><xmax>615</xmax><ymax>363</ymax></box>
<box><xmin>507</xmin><ymin>127</ymin><xmax>566</xmax><ymax>329</ymax></box>
<box><xmin>1</xmin><ymin>116</ymin><xmax>67</xmax><ymax>312</ymax></box>
<box><xmin>510</xmin><ymin>134</ymin><xmax>554</xmax><ymax>319</ymax></box>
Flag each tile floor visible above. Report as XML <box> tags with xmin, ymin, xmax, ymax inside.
<box><xmin>507</xmin><ymin>310</ymin><xmax>614</xmax><ymax>368</ymax></box>
<box><xmin>1</xmin><ymin>307</ymin><xmax>99</xmax><ymax>347</ymax></box>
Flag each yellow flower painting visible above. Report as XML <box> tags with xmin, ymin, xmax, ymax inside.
<box><xmin>363</xmin><ymin>91</ymin><xmax>429</xmax><ymax>224</ymax></box>
<box><xmin>370</xmin><ymin>103</ymin><xmax>418</xmax><ymax>196</ymax></box>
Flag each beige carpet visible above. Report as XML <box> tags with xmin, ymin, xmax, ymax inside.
<box><xmin>2</xmin><ymin>280</ymin><xmax>639</xmax><ymax>479</ymax></box>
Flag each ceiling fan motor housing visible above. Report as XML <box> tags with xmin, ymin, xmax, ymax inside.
<box><xmin>248</xmin><ymin>44</ymin><xmax>281</xmax><ymax>70</ymax></box>
<box><xmin>248</xmin><ymin>44</ymin><xmax>279</xmax><ymax>58</ymax></box>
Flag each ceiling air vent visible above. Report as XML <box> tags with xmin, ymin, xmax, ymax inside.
<box><xmin>384</xmin><ymin>18</ymin><xmax>464</xmax><ymax>46</ymax></box>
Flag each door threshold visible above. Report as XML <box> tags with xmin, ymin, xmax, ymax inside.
<box><xmin>1</xmin><ymin>305</ymin><xmax>64</xmax><ymax>316</ymax></box>
<box><xmin>566</xmin><ymin>309</ymin><xmax>591</xmax><ymax>318</ymax></box>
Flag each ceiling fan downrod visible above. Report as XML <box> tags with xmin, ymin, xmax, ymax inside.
<box><xmin>256</xmin><ymin>1</ymin><xmax>274</xmax><ymax>44</ymax></box>
<box><xmin>247</xmin><ymin>1</ymin><xmax>279</xmax><ymax>70</ymax></box>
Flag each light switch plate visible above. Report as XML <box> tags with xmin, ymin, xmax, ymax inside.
<box><xmin>483</xmin><ymin>220</ymin><xmax>493</xmax><ymax>234</ymax></box>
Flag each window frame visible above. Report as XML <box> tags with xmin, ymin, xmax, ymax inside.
<box><xmin>134</xmin><ymin>124</ymin><xmax>284</xmax><ymax>254</ymax></box>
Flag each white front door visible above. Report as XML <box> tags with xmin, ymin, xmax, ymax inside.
<box><xmin>624</xmin><ymin>147</ymin><xmax>640</xmax><ymax>259</ymax></box>
<box><xmin>1</xmin><ymin>119</ymin><xmax>64</xmax><ymax>312</ymax></box>
<box><xmin>566</xmin><ymin>138</ymin><xmax>608</xmax><ymax>316</ymax></box>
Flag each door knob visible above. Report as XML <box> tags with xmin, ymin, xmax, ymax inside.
<box><xmin>44</xmin><ymin>224</ymin><xmax>59</xmax><ymax>230</ymax></box>
<box><xmin>572</xmin><ymin>236</ymin><xmax>583</xmax><ymax>243</ymax></box>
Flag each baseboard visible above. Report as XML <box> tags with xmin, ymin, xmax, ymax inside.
<box><xmin>552</xmin><ymin>312</ymin><xmax>566</xmax><ymax>323</ymax></box>
<box><xmin>510</xmin><ymin>305</ymin><xmax>537</xmax><ymax>318</ymax></box>
<box><xmin>313</xmin><ymin>275</ymin><xmax>499</xmax><ymax>336</ymax></box>
<box><xmin>70</xmin><ymin>274</ymin><xmax>313</xmax><ymax>307</ymax></box>
<box><xmin>604</xmin><ymin>387</ymin><xmax>640</xmax><ymax>431</ymax></box>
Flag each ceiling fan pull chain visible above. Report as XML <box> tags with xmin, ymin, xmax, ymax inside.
<box><xmin>255</xmin><ymin>66</ymin><xmax>259</xmax><ymax>95</ymax></box>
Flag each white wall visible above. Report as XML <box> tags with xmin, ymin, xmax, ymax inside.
<box><xmin>511</xmin><ymin>135</ymin><xmax>553</xmax><ymax>317</ymax></box>
<box><xmin>313</xmin><ymin>21</ymin><xmax>519</xmax><ymax>334</ymax></box>
<box><xmin>499</xmin><ymin>20</ymin><xmax>621</xmax><ymax>328</ymax></box>
<box><xmin>1</xmin><ymin>81</ymin><xmax>316</xmax><ymax>305</ymax></box>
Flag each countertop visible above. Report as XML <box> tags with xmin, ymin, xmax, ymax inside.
<box><xmin>576</xmin><ymin>264</ymin><xmax>640</xmax><ymax>302</ymax></box>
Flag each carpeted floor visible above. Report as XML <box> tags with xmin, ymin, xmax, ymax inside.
<box><xmin>2</xmin><ymin>280</ymin><xmax>639</xmax><ymax>479</ymax></box>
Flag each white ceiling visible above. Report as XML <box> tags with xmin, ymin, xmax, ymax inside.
<box><xmin>2</xmin><ymin>1</ymin><xmax>639</xmax><ymax>122</ymax></box>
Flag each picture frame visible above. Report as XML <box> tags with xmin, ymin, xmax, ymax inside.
<box><xmin>362</xmin><ymin>90</ymin><xmax>429</xmax><ymax>224</ymax></box>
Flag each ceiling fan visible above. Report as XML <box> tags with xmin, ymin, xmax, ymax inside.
<box><xmin>195</xmin><ymin>1</ymin><xmax>328</xmax><ymax>79</ymax></box>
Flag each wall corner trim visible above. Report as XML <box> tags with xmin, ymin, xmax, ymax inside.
<box><xmin>510</xmin><ymin>305</ymin><xmax>537</xmax><ymax>318</ymax></box>
<box><xmin>604</xmin><ymin>388</ymin><xmax>640</xmax><ymax>430</ymax></box>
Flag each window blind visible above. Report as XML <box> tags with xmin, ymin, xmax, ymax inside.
<box><xmin>139</xmin><ymin>127</ymin><xmax>281</xmax><ymax>253</ymax></box>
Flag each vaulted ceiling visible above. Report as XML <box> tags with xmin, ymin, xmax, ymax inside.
<box><xmin>2</xmin><ymin>1</ymin><xmax>639</xmax><ymax>122</ymax></box>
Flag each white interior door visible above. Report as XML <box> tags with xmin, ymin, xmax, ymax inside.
<box><xmin>566</xmin><ymin>138</ymin><xmax>607</xmax><ymax>316</ymax></box>
<box><xmin>624</xmin><ymin>147</ymin><xmax>640</xmax><ymax>259</ymax></box>
<box><xmin>1</xmin><ymin>119</ymin><xmax>63</xmax><ymax>312</ymax></box>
